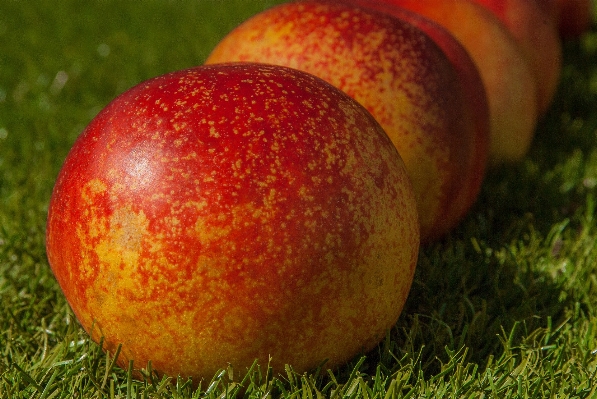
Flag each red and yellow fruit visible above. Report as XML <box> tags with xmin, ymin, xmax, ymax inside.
<box><xmin>45</xmin><ymin>63</ymin><xmax>420</xmax><ymax>381</ymax></box>
<box><xmin>345</xmin><ymin>0</ymin><xmax>490</xmax><ymax>237</ymax></box>
<box><xmin>206</xmin><ymin>0</ymin><xmax>489</xmax><ymax>241</ymax></box>
<box><xmin>367</xmin><ymin>0</ymin><xmax>539</xmax><ymax>163</ymax></box>
<box><xmin>471</xmin><ymin>0</ymin><xmax>562</xmax><ymax>114</ymax></box>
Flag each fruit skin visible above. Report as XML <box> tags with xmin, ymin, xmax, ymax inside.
<box><xmin>45</xmin><ymin>63</ymin><xmax>420</xmax><ymax>381</ymax></box>
<box><xmin>367</xmin><ymin>0</ymin><xmax>538</xmax><ymax>163</ymax></box>
<box><xmin>553</xmin><ymin>0</ymin><xmax>593</xmax><ymax>37</ymax></box>
<box><xmin>471</xmin><ymin>0</ymin><xmax>562</xmax><ymax>114</ymax></box>
<box><xmin>206</xmin><ymin>0</ymin><xmax>489</xmax><ymax>241</ymax></box>
<box><xmin>342</xmin><ymin>0</ymin><xmax>490</xmax><ymax>240</ymax></box>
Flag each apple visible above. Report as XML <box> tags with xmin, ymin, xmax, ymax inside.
<box><xmin>471</xmin><ymin>0</ymin><xmax>562</xmax><ymax>114</ymax></box>
<box><xmin>363</xmin><ymin>0</ymin><xmax>539</xmax><ymax>163</ymax></box>
<box><xmin>45</xmin><ymin>63</ymin><xmax>420</xmax><ymax>381</ymax></box>
<box><xmin>206</xmin><ymin>0</ymin><xmax>490</xmax><ymax>242</ymax></box>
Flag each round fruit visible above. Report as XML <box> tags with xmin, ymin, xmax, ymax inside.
<box><xmin>370</xmin><ymin>0</ymin><xmax>539</xmax><ymax>163</ymax></box>
<box><xmin>46</xmin><ymin>63</ymin><xmax>420</xmax><ymax>381</ymax></box>
<box><xmin>206</xmin><ymin>0</ymin><xmax>489</xmax><ymax>241</ymax></box>
<box><xmin>471</xmin><ymin>0</ymin><xmax>562</xmax><ymax>115</ymax></box>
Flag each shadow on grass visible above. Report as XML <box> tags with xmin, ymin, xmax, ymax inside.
<box><xmin>327</xmin><ymin>36</ymin><xmax>597</xmax><ymax>382</ymax></box>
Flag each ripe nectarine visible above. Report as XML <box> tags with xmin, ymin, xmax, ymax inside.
<box><xmin>373</xmin><ymin>0</ymin><xmax>539</xmax><ymax>163</ymax></box>
<box><xmin>46</xmin><ymin>63</ymin><xmax>420</xmax><ymax>381</ymax></box>
<box><xmin>342</xmin><ymin>0</ymin><xmax>490</xmax><ymax>240</ymax></box>
<box><xmin>472</xmin><ymin>0</ymin><xmax>562</xmax><ymax>114</ymax></box>
<box><xmin>206</xmin><ymin>0</ymin><xmax>489</xmax><ymax>241</ymax></box>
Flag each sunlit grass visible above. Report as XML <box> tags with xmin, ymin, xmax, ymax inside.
<box><xmin>1</xmin><ymin>1</ymin><xmax>597</xmax><ymax>397</ymax></box>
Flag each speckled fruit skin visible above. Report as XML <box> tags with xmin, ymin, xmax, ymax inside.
<box><xmin>472</xmin><ymin>0</ymin><xmax>562</xmax><ymax>114</ymax></box>
<box><xmin>373</xmin><ymin>0</ymin><xmax>539</xmax><ymax>163</ymax></box>
<box><xmin>45</xmin><ymin>63</ymin><xmax>420</xmax><ymax>381</ymax></box>
<box><xmin>343</xmin><ymin>0</ymin><xmax>490</xmax><ymax>240</ymax></box>
<box><xmin>206</xmin><ymin>1</ymin><xmax>489</xmax><ymax>242</ymax></box>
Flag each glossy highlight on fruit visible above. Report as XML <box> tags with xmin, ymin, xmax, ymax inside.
<box><xmin>45</xmin><ymin>63</ymin><xmax>420</xmax><ymax>381</ymax></box>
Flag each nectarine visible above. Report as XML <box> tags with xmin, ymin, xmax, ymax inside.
<box><xmin>371</xmin><ymin>0</ymin><xmax>539</xmax><ymax>163</ymax></box>
<box><xmin>472</xmin><ymin>0</ymin><xmax>562</xmax><ymax>114</ymax></box>
<box><xmin>46</xmin><ymin>63</ymin><xmax>420</xmax><ymax>381</ymax></box>
<box><xmin>206</xmin><ymin>0</ymin><xmax>490</xmax><ymax>241</ymax></box>
<box><xmin>342</xmin><ymin>0</ymin><xmax>490</xmax><ymax>240</ymax></box>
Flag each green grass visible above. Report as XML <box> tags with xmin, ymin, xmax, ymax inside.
<box><xmin>1</xmin><ymin>0</ymin><xmax>597</xmax><ymax>397</ymax></box>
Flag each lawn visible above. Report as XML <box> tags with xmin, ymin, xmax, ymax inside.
<box><xmin>1</xmin><ymin>0</ymin><xmax>597</xmax><ymax>397</ymax></box>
